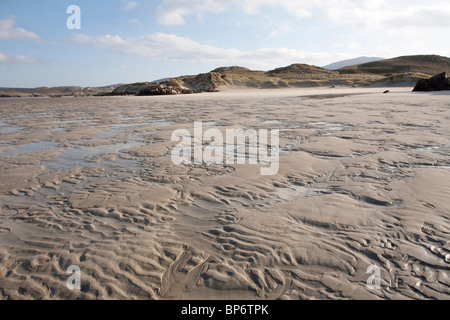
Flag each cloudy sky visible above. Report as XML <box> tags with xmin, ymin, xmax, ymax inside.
<box><xmin>1</xmin><ymin>0</ymin><xmax>449</xmax><ymax>87</ymax></box>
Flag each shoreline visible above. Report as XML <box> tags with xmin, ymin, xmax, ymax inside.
<box><xmin>2</xmin><ymin>85</ymin><xmax>449</xmax><ymax>100</ymax></box>
<box><xmin>0</xmin><ymin>86</ymin><xmax>426</xmax><ymax>100</ymax></box>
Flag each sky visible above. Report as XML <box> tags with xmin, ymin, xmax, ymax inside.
<box><xmin>1</xmin><ymin>0</ymin><xmax>449</xmax><ymax>87</ymax></box>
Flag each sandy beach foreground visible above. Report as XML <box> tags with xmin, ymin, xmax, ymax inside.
<box><xmin>0</xmin><ymin>87</ymin><xmax>449</xmax><ymax>300</ymax></box>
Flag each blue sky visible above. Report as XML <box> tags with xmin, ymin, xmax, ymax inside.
<box><xmin>1</xmin><ymin>0</ymin><xmax>449</xmax><ymax>87</ymax></box>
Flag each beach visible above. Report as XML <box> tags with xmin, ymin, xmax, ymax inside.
<box><xmin>0</xmin><ymin>87</ymin><xmax>449</xmax><ymax>300</ymax></box>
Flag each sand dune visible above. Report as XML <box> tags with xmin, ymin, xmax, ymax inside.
<box><xmin>0</xmin><ymin>88</ymin><xmax>449</xmax><ymax>300</ymax></box>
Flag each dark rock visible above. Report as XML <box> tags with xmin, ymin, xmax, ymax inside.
<box><xmin>413</xmin><ymin>72</ymin><xmax>450</xmax><ymax>92</ymax></box>
<box><xmin>136</xmin><ymin>84</ymin><xmax>203</xmax><ymax>96</ymax></box>
<box><xmin>383</xmin><ymin>90</ymin><xmax>390</xmax><ymax>94</ymax></box>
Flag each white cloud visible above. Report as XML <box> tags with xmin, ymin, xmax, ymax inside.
<box><xmin>269</xmin><ymin>24</ymin><xmax>294</xmax><ymax>38</ymax></box>
<box><xmin>0</xmin><ymin>52</ymin><xmax>36</xmax><ymax>64</ymax></box>
<box><xmin>154</xmin><ymin>0</ymin><xmax>315</xmax><ymax>25</ymax></box>
<box><xmin>128</xmin><ymin>19</ymin><xmax>142</xmax><ymax>26</ymax></box>
<box><xmin>63</xmin><ymin>1</ymin><xmax>450</xmax><ymax>70</ymax></box>
<box><xmin>0</xmin><ymin>19</ymin><xmax>40</xmax><ymax>41</ymax></box>
<box><xmin>153</xmin><ymin>0</ymin><xmax>334</xmax><ymax>25</ymax></box>
<box><xmin>323</xmin><ymin>1</ymin><xmax>450</xmax><ymax>32</ymax></box>
<box><xmin>155</xmin><ymin>0</ymin><xmax>231</xmax><ymax>25</ymax></box>
<box><xmin>385</xmin><ymin>4</ymin><xmax>450</xmax><ymax>31</ymax></box>
<box><xmin>67</xmin><ymin>32</ymin><xmax>351</xmax><ymax>68</ymax></box>
<box><xmin>123</xmin><ymin>2</ymin><xmax>139</xmax><ymax>11</ymax></box>
<box><xmin>348</xmin><ymin>42</ymin><xmax>363</xmax><ymax>50</ymax></box>
<box><xmin>291</xmin><ymin>7</ymin><xmax>313</xmax><ymax>20</ymax></box>
<box><xmin>154</xmin><ymin>0</ymin><xmax>450</xmax><ymax>35</ymax></box>
<box><xmin>68</xmin><ymin>34</ymin><xmax>127</xmax><ymax>47</ymax></box>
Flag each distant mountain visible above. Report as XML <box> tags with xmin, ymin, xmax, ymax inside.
<box><xmin>338</xmin><ymin>55</ymin><xmax>450</xmax><ymax>76</ymax></box>
<box><xmin>323</xmin><ymin>57</ymin><xmax>384</xmax><ymax>70</ymax></box>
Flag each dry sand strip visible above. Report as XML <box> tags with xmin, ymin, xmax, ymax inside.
<box><xmin>0</xmin><ymin>87</ymin><xmax>449</xmax><ymax>300</ymax></box>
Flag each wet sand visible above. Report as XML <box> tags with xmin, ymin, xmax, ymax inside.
<box><xmin>0</xmin><ymin>87</ymin><xmax>449</xmax><ymax>300</ymax></box>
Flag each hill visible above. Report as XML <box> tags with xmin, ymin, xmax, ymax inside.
<box><xmin>110</xmin><ymin>56</ymin><xmax>450</xmax><ymax>95</ymax></box>
<box><xmin>173</xmin><ymin>55</ymin><xmax>450</xmax><ymax>91</ymax></box>
<box><xmin>175</xmin><ymin>64</ymin><xmax>345</xmax><ymax>90</ymax></box>
<box><xmin>110</xmin><ymin>64</ymin><xmax>350</xmax><ymax>95</ymax></box>
<box><xmin>268</xmin><ymin>64</ymin><xmax>338</xmax><ymax>77</ymax></box>
<box><xmin>323</xmin><ymin>56</ymin><xmax>384</xmax><ymax>70</ymax></box>
<box><xmin>338</xmin><ymin>55</ymin><xmax>450</xmax><ymax>76</ymax></box>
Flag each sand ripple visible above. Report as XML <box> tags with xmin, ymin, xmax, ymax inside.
<box><xmin>0</xmin><ymin>89</ymin><xmax>449</xmax><ymax>299</ymax></box>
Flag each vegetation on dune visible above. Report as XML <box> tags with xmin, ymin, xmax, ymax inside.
<box><xmin>338</xmin><ymin>55</ymin><xmax>450</xmax><ymax>76</ymax></box>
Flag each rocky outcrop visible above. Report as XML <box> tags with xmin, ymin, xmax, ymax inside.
<box><xmin>136</xmin><ymin>84</ymin><xmax>203</xmax><ymax>96</ymax></box>
<box><xmin>413</xmin><ymin>72</ymin><xmax>450</xmax><ymax>92</ymax></box>
<box><xmin>109</xmin><ymin>82</ymin><xmax>217</xmax><ymax>96</ymax></box>
<box><xmin>112</xmin><ymin>82</ymin><xmax>150</xmax><ymax>95</ymax></box>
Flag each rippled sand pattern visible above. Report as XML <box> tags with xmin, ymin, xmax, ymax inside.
<box><xmin>0</xmin><ymin>88</ymin><xmax>449</xmax><ymax>300</ymax></box>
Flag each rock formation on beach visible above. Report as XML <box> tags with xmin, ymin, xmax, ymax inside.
<box><xmin>110</xmin><ymin>81</ymin><xmax>217</xmax><ymax>96</ymax></box>
<box><xmin>413</xmin><ymin>72</ymin><xmax>450</xmax><ymax>92</ymax></box>
<box><xmin>136</xmin><ymin>84</ymin><xmax>204</xmax><ymax>96</ymax></box>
